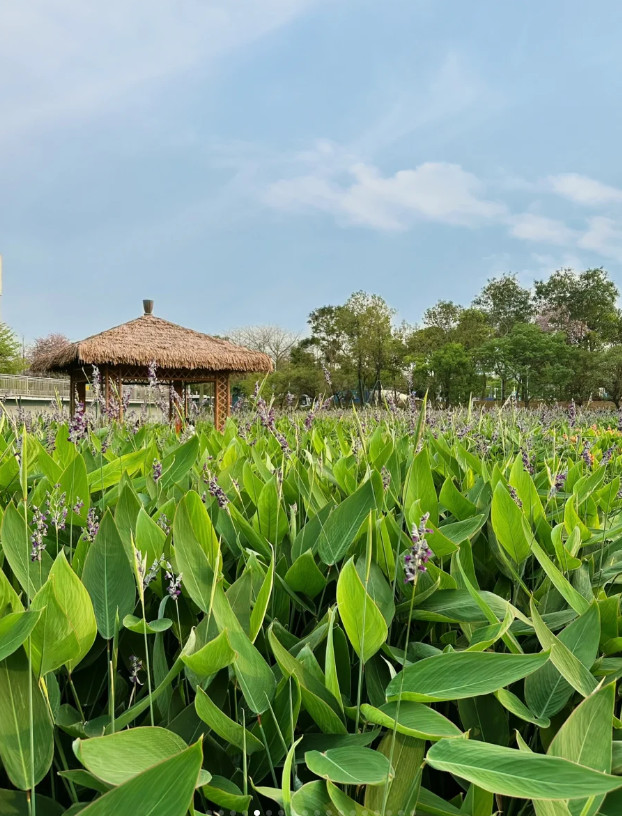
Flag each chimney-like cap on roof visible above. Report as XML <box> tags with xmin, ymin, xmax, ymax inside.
<box><xmin>143</xmin><ymin>299</ymin><xmax>154</xmax><ymax>315</ymax></box>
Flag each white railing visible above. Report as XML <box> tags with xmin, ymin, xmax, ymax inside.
<box><xmin>0</xmin><ymin>374</ymin><xmax>153</xmax><ymax>402</ymax></box>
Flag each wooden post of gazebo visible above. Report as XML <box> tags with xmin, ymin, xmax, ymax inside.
<box><xmin>214</xmin><ymin>372</ymin><xmax>230</xmax><ymax>432</ymax></box>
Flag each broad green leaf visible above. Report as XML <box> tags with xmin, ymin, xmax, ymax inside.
<box><xmin>160</xmin><ymin>434</ymin><xmax>199</xmax><ymax>488</ymax></box>
<box><xmin>547</xmin><ymin>683</ymin><xmax>615</xmax><ymax>816</ymax></box>
<box><xmin>530</xmin><ymin>539</ymin><xmax>590</xmax><ymax>615</ymax></box>
<box><xmin>0</xmin><ymin>789</ymin><xmax>64</xmax><ymax>816</ymax></box>
<box><xmin>525</xmin><ymin>601</ymin><xmax>601</xmax><ymax>718</ymax></box>
<box><xmin>58</xmin><ymin>453</ymin><xmax>90</xmax><ymax>524</ymax></box>
<box><xmin>358</xmin><ymin>701</ymin><xmax>462</xmax><ymax>741</ymax></box>
<box><xmin>249</xmin><ymin>552</ymin><xmax>274</xmax><ymax>642</ymax></box>
<box><xmin>386</xmin><ymin>650</ymin><xmax>549</xmax><ymax>703</ymax></box>
<box><xmin>0</xmin><ymin>648</ymin><xmax>54</xmax><ymax>790</ymax></box>
<box><xmin>285</xmin><ymin>550</ymin><xmax>327</xmax><ymax>598</ymax></box>
<box><xmin>256</xmin><ymin>477</ymin><xmax>288</xmax><ymax>545</ymax></box>
<box><xmin>291</xmin><ymin>781</ymin><xmax>336</xmax><ymax>816</ymax></box>
<box><xmin>317</xmin><ymin>477</ymin><xmax>377</xmax><ymax>565</ymax></box>
<box><xmin>173</xmin><ymin>492</ymin><xmax>219</xmax><ymax>612</ymax></box>
<box><xmin>364</xmin><ymin>732</ymin><xmax>424</xmax><ymax>816</ymax></box>
<box><xmin>123</xmin><ymin>615</ymin><xmax>172</xmax><ymax>635</ymax></box>
<box><xmin>491</xmin><ymin>482</ymin><xmax>531</xmax><ymax>563</ymax></box>
<box><xmin>404</xmin><ymin>448</ymin><xmax>438</xmax><ymax>526</ymax></box>
<box><xmin>77</xmin><ymin>740</ymin><xmax>202</xmax><ymax>816</ymax></box>
<box><xmin>426</xmin><ymin>739</ymin><xmax>622</xmax><ymax>800</ymax></box>
<box><xmin>82</xmin><ymin>510</ymin><xmax>135</xmax><ymax>640</ymax></box>
<box><xmin>211</xmin><ymin>585</ymin><xmax>276</xmax><ymax>714</ymax></box>
<box><xmin>194</xmin><ymin>687</ymin><xmax>264</xmax><ymax>754</ymax></box>
<box><xmin>268</xmin><ymin>626</ymin><xmax>346</xmax><ymax>734</ymax></box>
<box><xmin>336</xmin><ymin>557</ymin><xmax>388</xmax><ymax>662</ymax></box>
<box><xmin>135</xmin><ymin>507</ymin><xmax>167</xmax><ymax>568</ymax></box>
<box><xmin>73</xmin><ymin>726</ymin><xmax>190</xmax><ymax>786</ymax></box>
<box><xmin>2</xmin><ymin>501</ymin><xmax>52</xmax><ymax>598</ymax></box>
<box><xmin>200</xmin><ymin>775</ymin><xmax>252</xmax><ymax>814</ymax></box>
<box><xmin>181</xmin><ymin>629</ymin><xmax>235</xmax><ymax>677</ymax></box>
<box><xmin>529</xmin><ymin>600</ymin><xmax>598</xmax><ymax>698</ymax></box>
<box><xmin>0</xmin><ymin>609</ymin><xmax>40</xmax><ymax>662</ymax></box>
<box><xmin>87</xmin><ymin>449</ymin><xmax>146</xmax><ymax>491</ymax></box>
<box><xmin>305</xmin><ymin>747</ymin><xmax>392</xmax><ymax>786</ymax></box>
<box><xmin>494</xmin><ymin>688</ymin><xmax>550</xmax><ymax>728</ymax></box>
<box><xmin>31</xmin><ymin>551</ymin><xmax>97</xmax><ymax>675</ymax></box>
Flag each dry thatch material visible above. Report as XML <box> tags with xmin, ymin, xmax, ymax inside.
<box><xmin>33</xmin><ymin>314</ymin><xmax>273</xmax><ymax>374</ymax></box>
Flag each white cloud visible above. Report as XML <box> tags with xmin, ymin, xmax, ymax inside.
<box><xmin>508</xmin><ymin>213</ymin><xmax>576</xmax><ymax>245</ymax></box>
<box><xmin>578</xmin><ymin>216</ymin><xmax>622</xmax><ymax>260</ymax></box>
<box><xmin>548</xmin><ymin>173</ymin><xmax>622</xmax><ymax>206</ymax></box>
<box><xmin>266</xmin><ymin>161</ymin><xmax>506</xmax><ymax>231</ymax></box>
<box><xmin>0</xmin><ymin>1</ymin><xmax>318</xmax><ymax>145</ymax></box>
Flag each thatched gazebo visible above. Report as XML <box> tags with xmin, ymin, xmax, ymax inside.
<box><xmin>33</xmin><ymin>300</ymin><xmax>272</xmax><ymax>430</ymax></box>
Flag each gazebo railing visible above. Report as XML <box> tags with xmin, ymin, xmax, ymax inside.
<box><xmin>0</xmin><ymin>374</ymin><xmax>155</xmax><ymax>403</ymax></box>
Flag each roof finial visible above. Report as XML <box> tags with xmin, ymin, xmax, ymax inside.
<box><xmin>143</xmin><ymin>299</ymin><xmax>154</xmax><ymax>315</ymax></box>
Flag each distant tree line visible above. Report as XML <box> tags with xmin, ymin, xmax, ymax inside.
<box><xmin>232</xmin><ymin>267</ymin><xmax>622</xmax><ymax>408</ymax></box>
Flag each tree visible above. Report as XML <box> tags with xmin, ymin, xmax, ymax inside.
<box><xmin>429</xmin><ymin>342</ymin><xmax>477</xmax><ymax>407</ymax></box>
<box><xmin>534</xmin><ymin>267</ymin><xmax>619</xmax><ymax>350</ymax></box>
<box><xmin>28</xmin><ymin>333</ymin><xmax>71</xmax><ymax>375</ymax></box>
<box><xmin>0</xmin><ymin>323</ymin><xmax>25</xmax><ymax>373</ymax></box>
<box><xmin>228</xmin><ymin>325</ymin><xmax>301</xmax><ymax>370</ymax></box>
<box><xmin>423</xmin><ymin>300</ymin><xmax>463</xmax><ymax>333</ymax></box>
<box><xmin>601</xmin><ymin>346</ymin><xmax>622</xmax><ymax>406</ymax></box>
<box><xmin>473</xmin><ymin>274</ymin><xmax>534</xmax><ymax>335</ymax></box>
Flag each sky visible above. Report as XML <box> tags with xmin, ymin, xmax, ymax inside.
<box><xmin>2</xmin><ymin>0</ymin><xmax>622</xmax><ymax>343</ymax></box>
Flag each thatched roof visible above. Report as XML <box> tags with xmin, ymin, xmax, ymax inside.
<box><xmin>33</xmin><ymin>311</ymin><xmax>273</xmax><ymax>375</ymax></box>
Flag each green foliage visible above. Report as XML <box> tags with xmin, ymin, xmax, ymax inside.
<box><xmin>0</xmin><ymin>406</ymin><xmax>621</xmax><ymax>813</ymax></box>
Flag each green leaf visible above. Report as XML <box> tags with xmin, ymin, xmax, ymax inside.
<box><xmin>291</xmin><ymin>781</ymin><xmax>336</xmax><ymax>816</ymax></box>
<box><xmin>305</xmin><ymin>747</ymin><xmax>393</xmax><ymax>786</ymax></box>
<box><xmin>547</xmin><ymin>683</ymin><xmax>615</xmax><ymax>816</ymax></box>
<box><xmin>82</xmin><ymin>510</ymin><xmax>136</xmax><ymax>640</ymax></box>
<box><xmin>0</xmin><ymin>789</ymin><xmax>64</xmax><ymax>816</ymax></box>
<box><xmin>317</xmin><ymin>477</ymin><xmax>377</xmax><ymax>565</ymax></box>
<box><xmin>2</xmin><ymin>501</ymin><xmax>52</xmax><ymax>598</ymax></box>
<box><xmin>285</xmin><ymin>550</ymin><xmax>327</xmax><ymax>598</ymax></box>
<box><xmin>404</xmin><ymin>448</ymin><xmax>438</xmax><ymax>526</ymax></box>
<box><xmin>386</xmin><ymin>650</ymin><xmax>549</xmax><ymax>703</ymax></box>
<box><xmin>30</xmin><ymin>551</ymin><xmax>97</xmax><ymax>675</ymax></box>
<box><xmin>426</xmin><ymin>739</ymin><xmax>622</xmax><ymax>800</ymax></box>
<box><xmin>0</xmin><ymin>648</ymin><xmax>54</xmax><ymax>791</ymax></box>
<box><xmin>173</xmin><ymin>492</ymin><xmax>219</xmax><ymax>613</ymax></box>
<box><xmin>0</xmin><ymin>609</ymin><xmax>40</xmax><ymax>662</ymax></box>
<box><xmin>211</xmin><ymin>585</ymin><xmax>276</xmax><ymax>714</ymax></box>
<box><xmin>530</xmin><ymin>538</ymin><xmax>590</xmax><ymax>615</ymax></box>
<box><xmin>358</xmin><ymin>701</ymin><xmax>462</xmax><ymax>740</ymax></box>
<box><xmin>256</xmin><ymin>477</ymin><xmax>288</xmax><ymax>545</ymax></box>
<box><xmin>529</xmin><ymin>600</ymin><xmax>598</xmax><ymax>698</ymax></box>
<box><xmin>135</xmin><ymin>508</ymin><xmax>167</xmax><ymax>568</ymax></box>
<box><xmin>491</xmin><ymin>482</ymin><xmax>531</xmax><ymax>563</ymax></box>
<box><xmin>73</xmin><ymin>726</ymin><xmax>190</xmax><ymax>786</ymax></box>
<box><xmin>525</xmin><ymin>601</ymin><xmax>601</xmax><ymax>718</ymax></box>
<box><xmin>76</xmin><ymin>740</ymin><xmax>202</xmax><ymax>816</ymax></box>
<box><xmin>364</xmin><ymin>732</ymin><xmax>424</xmax><ymax>816</ymax></box>
<box><xmin>249</xmin><ymin>552</ymin><xmax>274</xmax><ymax>642</ymax></box>
<box><xmin>122</xmin><ymin>615</ymin><xmax>172</xmax><ymax>635</ymax></box>
<box><xmin>268</xmin><ymin>626</ymin><xmax>346</xmax><ymax>734</ymax></box>
<box><xmin>88</xmin><ymin>449</ymin><xmax>146</xmax><ymax>492</ymax></box>
<box><xmin>195</xmin><ymin>685</ymin><xmax>263</xmax><ymax>753</ymax></box>
<box><xmin>336</xmin><ymin>557</ymin><xmax>388</xmax><ymax>662</ymax></box>
<box><xmin>200</xmin><ymin>775</ymin><xmax>252</xmax><ymax>814</ymax></box>
<box><xmin>181</xmin><ymin>629</ymin><xmax>236</xmax><ymax>677</ymax></box>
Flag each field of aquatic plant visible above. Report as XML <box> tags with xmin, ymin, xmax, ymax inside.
<box><xmin>3</xmin><ymin>402</ymin><xmax>622</xmax><ymax>815</ymax></box>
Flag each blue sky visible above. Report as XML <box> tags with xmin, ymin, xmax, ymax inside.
<box><xmin>2</xmin><ymin>0</ymin><xmax>622</xmax><ymax>343</ymax></box>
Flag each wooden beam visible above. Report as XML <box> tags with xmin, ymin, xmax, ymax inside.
<box><xmin>214</xmin><ymin>372</ymin><xmax>230</xmax><ymax>432</ymax></box>
<box><xmin>117</xmin><ymin>370</ymin><xmax>124</xmax><ymax>422</ymax></box>
<box><xmin>76</xmin><ymin>380</ymin><xmax>86</xmax><ymax>409</ymax></box>
<box><xmin>69</xmin><ymin>373</ymin><xmax>76</xmax><ymax>417</ymax></box>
